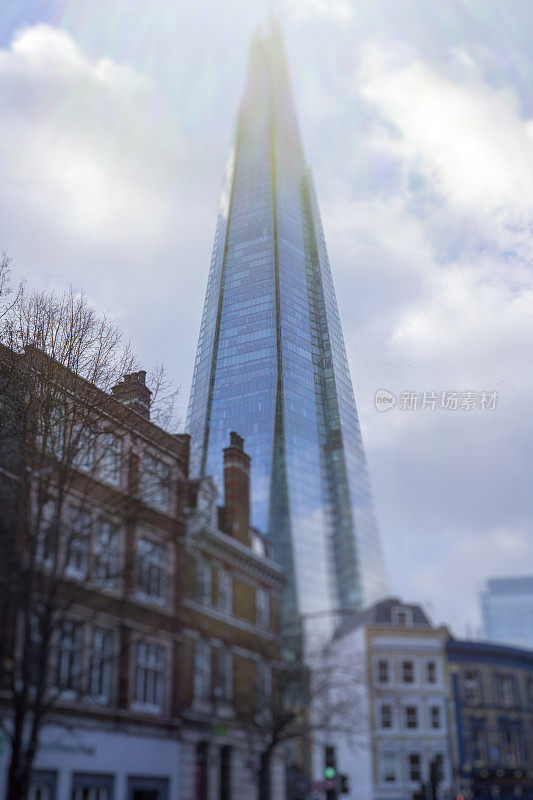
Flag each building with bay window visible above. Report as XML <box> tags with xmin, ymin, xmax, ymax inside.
<box><xmin>178</xmin><ymin>432</ymin><xmax>285</xmax><ymax>800</ymax></box>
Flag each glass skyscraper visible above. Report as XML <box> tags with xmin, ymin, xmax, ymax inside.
<box><xmin>187</xmin><ymin>20</ymin><xmax>388</xmax><ymax>623</ymax></box>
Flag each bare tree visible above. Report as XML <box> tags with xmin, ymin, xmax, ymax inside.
<box><xmin>0</xmin><ymin>285</ymin><xmax>143</xmax><ymax>800</ymax></box>
<box><xmin>237</xmin><ymin>626</ymin><xmax>366</xmax><ymax>800</ymax></box>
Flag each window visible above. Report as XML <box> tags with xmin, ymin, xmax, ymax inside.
<box><xmin>469</xmin><ymin>725</ymin><xmax>485</xmax><ymax>762</ymax></box>
<box><xmin>57</xmin><ymin>621</ymin><xmax>82</xmax><ymax>692</ymax></box>
<box><xmin>137</xmin><ymin>538</ymin><xmax>167</xmax><ymax>603</ymax></box>
<box><xmin>527</xmin><ymin>678</ymin><xmax>533</xmax><ymax>706</ymax></box>
<box><xmin>214</xmin><ymin>646</ymin><xmax>232</xmax><ymax>702</ymax></box>
<box><xmin>88</xmin><ymin>628</ymin><xmax>113</xmax><ymax>704</ymax></box>
<box><xmin>35</xmin><ymin>501</ymin><xmax>56</xmax><ymax>567</ymax></box>
<box><xmin>72</xmin><ymin>423</ymin><xmax>95</xmax><ymax>471</ymax></box>
<box><xmin>216</xmin><ymin>568</ymin><xmax>232</xmax><ymax>614</ymax></box>
<box><xmin>196</xmin><ymin>557</ymin><xmax>211</xmax><ymax>605</ymax></box>
<box><xmin>501</xmin><ymin>727</ymin><xmax>520</xmax><ymax>767</ymax></box>
<box><xmin>402</xmin><ymin>660</ymin><xmax>415</xmax><ymax>683</ymax></box>
<box><xmin>72</xmin><ymin>773</ymin><xmax>113</xmax><ymax>800</ymax></box>
<box><xmin>426</xmin><ymin>661</ymin><xmax>437</xmax><ymax>684</ymax></box>
<box><xmin>194</xmin><ymin>639</ymin><xmax>211</xmax><ymax>702</ymax></box>
<box><xmin>141</xmin><ymin>454</ymin><xmax>170</xmax><ymax>511</ymax></box>
<box><xmin>496</xmin><ymin>674</ymin><xmax>515</xmax><ymax>707</ymax></box>
<box><xmin>430</xmin><ymin>705</ymin><xmax>441</xmax><ymax>729</ymax></box>
<box><xmin>255</xmin><ymin>587</ymin><xmax>270</xmax><ymax>628</ymax></box>
<box><xmin>464</xmin><ymin>670</ymin><xmax>481</xmax><ymax>703</ymax></box>
<box><xmin>26</xmin><ymin>612</ymin><xmax>44</xmax><ymax>688</ymax></box>
<box><xmin>94</xmin><ymin>519</ymin><xmax>119</xmax><ymax>587</ymax></box>
<box><xmin>257</xmin><ymin>660</ymin><xmax>272</xmax><ymax>702</ymax></box>
<box><xmin>379</xmin><ymin>752</ymin><xmax>397</xmax><ymax>783</ymax></box>
<box><xmin>408</xmin><ymin>753</ymin><xmax>422</xmax><ymax>782</ymax></box>
<box><xmin>392</xmin><ymin>606</ymin><xmax>412</xmax><ymax>626</ymax></box>
<box><xmin>100</xmin><ymin>432</ymin><xmax>122</xmax><ymax>486</ymax></box>
<box><xmin>134</xmin><ymin>641</ymin><xmax>164</xmax><ymax>711</ymax></box>
<box><xmin>65</xmin><ymin>508</ymin><xmax>90</xmax><ymax>579</ymax></box>
<box><xmin>433</xmin><ymin>754</ymin><xmax>445</xmax><ymax>783</ymax></box>
<box><xmin>28</xmin><ymin>771</ymin><xmax>56</xmax><ymax>800</ymax></box>
<box><xmin>380</xmin><ymin>704</ymin><xmax>393</xmax><ymax>729</ymax></box>
<box><xmin>404</xmin><ymin>705</ymin><xmax>418</xmax><ymax>729</ymax></box>
<box><xmin>377</xmin><ymin>659</ymin><xmax>389</xmax><ymax>683</ymax></box>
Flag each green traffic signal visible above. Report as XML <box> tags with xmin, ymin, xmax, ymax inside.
<box><xmin>324</xmin><ymin>766</ymin><xmax>336</xmax><ymax>780</ymax></box>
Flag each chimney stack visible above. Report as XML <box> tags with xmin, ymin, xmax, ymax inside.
<box><xmin>111</xmin><ymin>371</ymin><xmax>152</xmax><ymax>419</ymax></box>
<box><xmin>223</xmin><ymin>432</ymin><xmax>251</xmax><ymax>546</ymax></box>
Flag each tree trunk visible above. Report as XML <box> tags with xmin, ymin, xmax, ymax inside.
<box><xmin>259</xmin><ymin>749</ymin><xmax>271</xmax><ymax>800</ymax></box>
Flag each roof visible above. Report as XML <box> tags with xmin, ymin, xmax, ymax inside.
<box><xmin>446</xmin><ymin>637</ymin><xmax>533</xmax><ymax>667</ymax></box>
<box><xmin>333</xmin><ymin>596</ymin><xmax>432</xmax><ymax>640</ymax></box>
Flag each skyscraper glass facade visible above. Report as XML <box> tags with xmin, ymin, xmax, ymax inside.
<box><xmin>187</xmin><ymin>21</ymin><xmax>388</xmax><ymax>622</ymax></box>
<box><xmin>480</xmin><ymin>576</ymin><xmax>533</xmax><ymax>650</ymax></box>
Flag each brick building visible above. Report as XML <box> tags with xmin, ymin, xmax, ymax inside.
<box><xmin>0</xmin><ymin>347</ymin><xmax>284</xmax><ymax>800</ymax></box>
<box><xmin>178</xmin><ymin>432</ymin><xmax>285</xmax><ymax>800</ymax></box>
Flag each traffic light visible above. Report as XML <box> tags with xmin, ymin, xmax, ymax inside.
<box><xmin>324</xmin><ymin>746</ymin><xmax>337</xmax><ymax>800</ymax></box>
<box><xmin>339</xmin><ymin>774</ymin><xmax>349</xmax><ymax>794</ymax></box>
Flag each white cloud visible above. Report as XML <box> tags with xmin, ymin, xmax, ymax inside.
<box><xmin>0</xmin><ymin>24</ymin><xmax>191</xmax><ymax>245</ymax></box>
<box><xmin>358</xmin><ymin>42</ymin><xmax>533</xmax><ymax>219</ymax></box>
<box><xmin>288</xmin><ymin>0</ymin><xmax>353</xmax><ymax>21</ymax></box>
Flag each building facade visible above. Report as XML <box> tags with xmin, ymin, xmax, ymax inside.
<box><xmin>0</xmin><ymin>347</ymin><xmax>286</xmax><ymax>800</ymax></box>
<box><xmin>447</xmin><ymin>638</ymin><xmax>533</xmax><ymax>799</ymax></box>
<box><xmin>0</xmin><ymin>354</ymin><xmax>190</xmax><ymax>800</ymax></box>
<box><xmin>328</xmin><ymin>599</ymin><xmax>452</xmax><ymax>800</ymax></box>
<box><xmin>186</xmin><ymin>19</ymin><xmax>388</xmax><ymax>624</ymax></box>
<box><xmin>480</xmin><ymin>576</ymin><xmax>533</xmax><ymax>651</ymax></box>
<box><xmin>177</xmin><ymin>432</ymin><xmax>285</xmax><ymax>800</ymax></box>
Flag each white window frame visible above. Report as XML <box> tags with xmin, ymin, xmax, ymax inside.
<box><xmin>379</xmin><ymin>751</ymin><xmax>397</xmax><ymax>784</ymax></box>
<box><xmin>133</xmin><ymin>640</ymin><xmax>165</xmax><ymax>712</ymax></box>
<box><xmin>426</xmin><ymin>660</ymin><xmax>438</xmax><ymax>684</ymax></box>
<box><xmin>392</xmin><ymin>605</ymin><xmax>413</xmax><ymax>627</ymax></box>
<box><xmin>430</xmin><ymin>703</ymin><xmax>442</xmax><ymax>730</ymax></box>
<box><xmin>35</xmin><ymin>500</ymin><xmax>56</xmax><ymax>568</ymax></box>
<box><xmin>379</xmin><ymin>702</ymin><xmax>394</xmax><ymax>729</ymax></box>
<box><xmin>88</xmin><ymin>627</ymin><xmax>113</xmax><ymax>704</ymax></box>
<box><xmin>401</xmin><ymin>659</ymin><xmax>415</xmax><ymax>684</ymax></box>
<box><xmin>65</xmin><ymin>506</ymin><xmax>91</xmax><ymax>579</ymax></box>
<box><xmin>217</xmin><ymin>567</ymin><xmax>232</xmax><ymax>614</ymax></box>
<box><xmin>256</xmin><ymin>586</ymin><xmax>270</xmax><ymax>629</ymax></box>
<box><xmin>57</xmin><ymin>620</ymin><xmax>83</xmax><ymax>694</ymax></box>
<box><xmin>407</xmin><ymin>752</ymin><xmax>422</xmax><ymax>783</ymax></box>
<box><xmin>257</xmin><ymin>659</ymin><xmax>273</xmax><ymax>702</ymax></box>
<box><xmin>214</xmin><ymin>645</ymin><xmax>233</xmax><ymax>702</ymax></box>
<box><xmin>404</xmin><ymin>703</ymin><xmax>419</xmax><ymax>729</ymax></box>
<box><xmin>196</xmin><ymin>556</ymin><xmax>211</xmax><ymax>605</ymax></box>
<box><xmin>141</xmin><ymin>453</ymin><xmax>171</xmax><ymax>511</ymax></box>
<box><xmin>136</xmin><ymin>537</ymin><xmax>167</xmax><ymax>605</ymax></box>
<box><xmin>376</xmin><ymin>658</ymin><xmax>390</xmax><ymax>684</ymax></box>
<box><xmin>194</xmin><ymin>638</ymin><xmax>211</xmax><ymax>702</ymax></box>
<box><xmin>94</xmin><ymin>518</ymin><xmax>119</xmax><ymax>587</ymax></box>
<box><xmin>99</xmin><ymin>431</ymin><xmax>123</xmax><ymax>487</ymax></box>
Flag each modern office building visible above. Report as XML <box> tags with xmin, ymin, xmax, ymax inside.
<box><xmin>480</xmin><ymin>575</ymin><xmax>533</xmax><ymax>650</ymax></box>
<box><xmin>186</xmin><ymin>19</ymin><xmax>388</xmax><ymax>625</ymax></box>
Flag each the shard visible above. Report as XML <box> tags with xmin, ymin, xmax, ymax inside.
<box><xmin>186</xmin><ymin>20</ymin><xmax>388</xmax><ymax>624</ymax></box>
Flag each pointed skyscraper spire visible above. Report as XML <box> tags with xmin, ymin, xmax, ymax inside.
<box><xmin>187</xmin><ymin>22</ymin><xmax>388</xmax><ymax>624</ymax></box>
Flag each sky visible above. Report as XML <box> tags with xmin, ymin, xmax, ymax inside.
<box><xmin>1</xmin><ymin>0</ymin><xmax>532</xmax><ymax>637</ymax></box>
